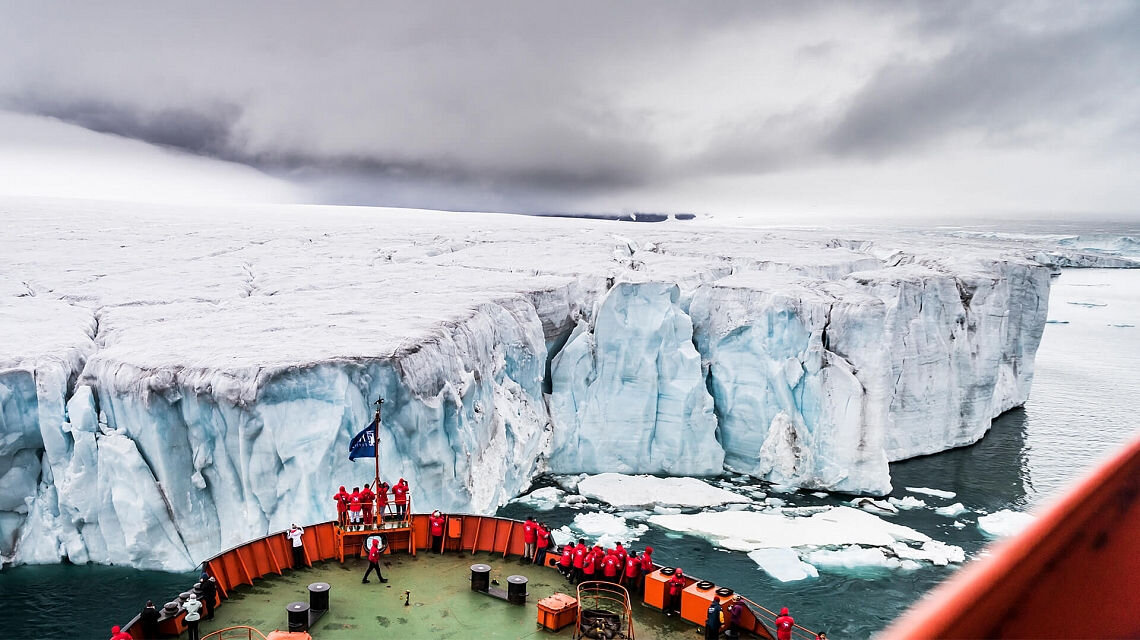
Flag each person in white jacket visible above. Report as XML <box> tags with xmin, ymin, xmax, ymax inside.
<box><xmin>182</xmin><ymin>594</ymin><xmax>202</xmax><ymax>640</ymax></box>
<box><xmin>287</xmin><ymin>524</ymin><xmax>306</xmax><ymax>568</ymax></box>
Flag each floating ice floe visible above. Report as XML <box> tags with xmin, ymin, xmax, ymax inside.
<box><xmin>648</xmin><ymin>506</ymin><xmax>964</xmax><ymax>571</ymax></box>
<box><xmin>977</xmin><ymin>509</ymin><xmax>1035</xmax><ymax>538</ymax></box>
<box><xmin>748</xmin><ymin>548</ymin><xmax>819</xmax><ymax>582</ymax></box>
<box><xmin>552</xmin><ymin>474</ymin><xmax>588</xmax><ymax>492</ymax></box>
<box><xmin>805</xmin><ymin>547</ymin><xmax>922</xmax><ymax>572</ymax></box>
<box><xmin>576</xmin><ymin>473</ymin><xmax>750</xmax><ymax>509</ymax></box>
<box><xmin>888</xmin><ymin>496</ymin><xmax>927</xmax><ymax>510</ymax></box>
<box><xmin>934</xmin><ymin>503</ymin><xmax>968</xmax><ymax>517</ymax></box>
<box><xmin>510</xmin><ymin>487</ymin><xmax>566</xmax><ymax>511</ymax></box>
<box><xmin>905</xmin><ymin>487</ymin><xmax>957</xmax><ymax>499</ymax></box>
<box><xmin>852</xmin><ymin>497</ymin><xmax>899</xmax><ymax>514</ymax></box>
<box><xmin>952</xmin><ymin>521</ymin><xmax>966</xmax><ymax>529</ymax></box>
<box><xmin>559</xmin><ymin>512</ymin><xmax>648</xmax><ymax>549</ymax></box>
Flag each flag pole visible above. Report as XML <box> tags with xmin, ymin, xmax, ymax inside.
<box><xmin>374</xmin><ymin>397</ymin><xmax>383</xmax><ymax>519</ymax></box>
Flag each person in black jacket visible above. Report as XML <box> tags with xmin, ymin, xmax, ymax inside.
<box><xmin>138</xmin><ymin>601</ymin><xmax>160</xmax><ymax>639</ymax></box>
<box><xmin>199</xmin><ymin>572</ymin><xmax>217</xmax><ymax>621</ymax></box>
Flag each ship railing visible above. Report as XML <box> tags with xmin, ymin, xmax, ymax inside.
<box><xmin>200</xmin><ymin>626</ymin><xmax>269</xmax><ymax>640</ymax></box>
<box><xmin>576</xmin><ymin>580</ymin><xmax>635</xmax><ymax>640</ymax></box>
<box><xmin>736</xmin><ymin>594</ymin><xmax>819</xmax><ymax>640</ymax></box>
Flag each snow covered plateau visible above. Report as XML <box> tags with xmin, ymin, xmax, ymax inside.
<box><xmin>0</xmin><ymin>196</ymin><xmax>1131</xmax><ymax>570</ymax></box>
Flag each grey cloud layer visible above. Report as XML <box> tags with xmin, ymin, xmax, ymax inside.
<box><xmin>1</xmin><ymin>1</ymin><xmax>1137</xmax><ymax>212</ymax></box>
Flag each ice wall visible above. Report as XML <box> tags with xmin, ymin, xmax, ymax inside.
<box><xmin>690</xmin><ymin>274</ymin><xmax>892</xmax><ymax>494</ymax></box>
<box><xmin>549</xmin><ymin>280</ymin><xmax>723</xmax><ymax>475</ymax></box>
<box><xmin>850</xmin><ymin>258</ymin><xmax>1050</xmax><ymax>459</ymax></box>
<box><xmin>0</xmin><ymin>197</ymin><xmax>1067</xmax><ymax>569</ymax></box>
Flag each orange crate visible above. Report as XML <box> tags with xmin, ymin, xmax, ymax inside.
<box><xmin>681</xmin><ymin>581</ymin><xmax>734</xmax><ymax>625</ymax></box>
<box><xmin>537</xmin><ymin>593</ymin><xmax>578</xmax><ymax>631</ymax></box>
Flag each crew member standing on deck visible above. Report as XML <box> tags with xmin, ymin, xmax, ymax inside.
<box><xmin>349</xmin><ymin>487</ymin><xmax>363</xmax><ymax>530</ymax></box>
<box><xmin>639</xmin><ymin>546</ymin><xmax>655</xmax><ymax>592</ymax></box>
<box><xmin>572</xmin><ymin>539</ymin><xmax>588</xmax><ymax>583</ymax></box>
<box><xmin>334</xmin><ymin>486</ymin><xmax>349</xmax><ymax>528</ymax></box>
<box><xmin>666</xmin><ymin>569</ymin><xmax>686</xmax><ymax>616</ymax></box>
<box><xmin>361</xmin><ymin>483</ymin><xmax>375</xmax><ymax>528</ymax></box>
<box><xmin>429</xmin><ymin>510</ymin><xmax>446</xmax><ymax>553</ymax></box>
<box><xmin>199</xmin><ymin>572</ymin><xmax>217</xmax><ymax>621</ymax></box>
<box><xmin>582</xmin><ymin>545</ymin><xmax>598</xmax><ymax>581</ymax></box>
<box><xmin>704</xmin><ymin>598</ymin><xmax>723</xmax><ymax>640</ymax></box>
<box><xmin>726</xmin><ymin>596</ymin><xmax>748</xmax><ymax>638</ymax></box>
<box><xmin>287</xmin><ymin>523</ymin><xmax>305</xmax><ymax>568</ymax></box>
<box><xmin>523</xmin><ymin>517</ymin><xmax>537</xmax><ymax>562</ymax></box>
<box><xmin>534</xmin><ymin>521</ymin><xmax>551</xmax><ymax>565</ymax></box>
<box><xmin>602</xmin><ymin>550</ymin><xmax>620</xmax><ymax>582</ymax></box>
<box><xmin>362</xmin><ymin>538</ymin><xmax>388</xmax><ymax>583</ymax></box>
<box><xmin>182</xmin><ymin>594</ymin><xmax>202</xmax><ymax>640</ymax></box>
<box><xmin>377</xmin><ymin>480</ymin><xmax>390</xmax><ymax>523</ymax></box>
<box><xmin>139</xmin><ymin>601</ymin><xmax>160</xmax><ymax>639</ymax></box>
<box><xmin>623</xmin><ymin>551</ymin><xmax>641</xmax><ymax>594</ymax></box>
<box><xmin>393</xmin><ymin>478</ymin><xmax>409</xmax><ymax>520</ymax></box>
<box><xmin>614</xmin><ymin>541</ymin><xmax>627</xmax><ymax>567</ymax></box>
<box><xmin>775</xmin><ymin>607</ymin><xmax>795</xmax><ymax>640</ymax></box>
<box><xmin>110</xmin><ymin>626</ymin><xmax>132</xmax><ymax>640</ymax></box>
<box><xmin>558</xmin><ymin>543</ymin><xmax>574</xmax><ymax>578</ymax></box>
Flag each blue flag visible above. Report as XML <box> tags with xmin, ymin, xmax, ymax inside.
<box><xmin>348</xmin><ymin>418</ymin><xmax>378</xmax><ymax>461</ymax></box>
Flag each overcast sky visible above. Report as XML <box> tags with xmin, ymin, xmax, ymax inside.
<box><xmin>1</xmin><ymin>1</ymin><xmax>1137</xmax><ymax>219</ymax></box>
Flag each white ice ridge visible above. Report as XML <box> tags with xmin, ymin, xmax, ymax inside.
<box><xmin>0</xmin><ymin>196</ymin><xmax>1078</xmax><ymax>569</ymax></box>
<box><xmin>576</xmin><ymin>473</ymin><xmax>750</xmax><ymax>509</ymax></box>
<box><xmin>906</xmin><ymin>487</ymin><xmax>957</xmax><ymax>499</ymax></box>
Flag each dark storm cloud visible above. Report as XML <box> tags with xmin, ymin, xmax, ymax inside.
<box><xmin>1</xmin><ymin>1</ymin><xmax>1137</xmax><ymax>212</ymax></box>
<box><xmin>826</xmin><ymin>3</ymin><xmax>1140</xmax><ymax>158</ymax></box>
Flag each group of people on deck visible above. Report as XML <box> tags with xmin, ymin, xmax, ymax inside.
<box><xmin>333</xmin><ymin>478</ymin><xmax>409</xmax><ymax>530</ymax></box>
<box><xmin>556</xmin><ymin>534</ymin><xmax>654</xmax><ymax>594</ymax></box>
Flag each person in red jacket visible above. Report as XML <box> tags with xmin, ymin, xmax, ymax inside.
<box><xmin>429</xmin><ymin>510</ymin><xmax>446</xmax><ymax>553</ymax></box>
<box><xmin>602</xmin><ymin>552</ymin><xmax>620</xmax><ymax>582</ymax></box>
<box><xmin>775</xmin><ymin>607</ymin><xmax>795</xmax><ymax>640</ymax></box>
<box><xmin>333</xmin><ymin>486</ymin><xmax>349</xmax><ymax>528</ymax></box>
<box><xmin>348</xmin><ymin>487</ymin><xmax>363</xmax><ymax>530</ymax></box>
<box><xmin>109</xmin><ymin>625</ymin><xmax>132</xmax><ymax>640</ymax></box>
<box><xmin>666</xmin><ymin>569</ymin><xmax>686</xmax><ymax>616</ymax></box>
<box><xmin>571</xmin><ymin>539</ymin><xmax>588</xmax><ymax>584</ymax></box>
<box><xmin>582</xmin><ymin>547</ymin><xmax>598</xmax><ymax>581</ymax></box>
<box><xmin>623</xmin><ymin>551</ymin><xmax>641</xmax><ymax>593</ymax></box>
<box><xmin>639</xmin><ymin>546</ymin><xmax>655</xmax><ymax>592</ymax></box>
<box><xmin>614</xmin><ymin>542</ymin><xmax>627</xmax><ymax>566</ymax></box>
<box><xmin>376</xmin><ymin>481</ymin><xmax>390</xmax><ymax>523</ymax></box>
<box><xmin>362</xmin><ymin>538</ymin><xmax>388</xmax><ymax>583</ymax></box>
<box><xmin>533</xmin><ymin>522</ymin><xmax>551</xmax><ymax>565</ymax></box>
<box><xmin>639</xmin><ymin>546</ymin><xmax>654</xmax><ymax>572</ymax></box>
<box><xmin>558</xmin><ymin>543</ymin><xmax>574</xmax><ymax>578</ymax></box>
<box><xmin>393</xmin><ymin>479</ymin><xmax>409</xmax><ymax>520</ymax></box>
<box><xmin>360</xmin><ymin>483</ymin><xmax>375</xmax><ymax>528</ymax></box>
<box><xmin>522</xmin><ymin>517</ymin><xmax>537</xmax><ymax>562</ymax></box>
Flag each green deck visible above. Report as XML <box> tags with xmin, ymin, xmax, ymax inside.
<box><xmin>205</xmin><ymin>551</ymin><xmax>695</xmax><ymax>639</ymax></box>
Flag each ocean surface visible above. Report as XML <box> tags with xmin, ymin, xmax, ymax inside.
<box><xmin>2</xmin><ymin>265</ymin><xmax>1137</xmax><ymax>639</ymax></box>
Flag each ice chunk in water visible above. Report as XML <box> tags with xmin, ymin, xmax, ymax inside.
<box><xmin>748</xmin><ymin>547</ymin><xmax>819</xmax><ymax>581</ymax></box>
<box><xmin>978</xmin><ymin>509</ymin><xmax>1035</xmax><ymax>538</ymax></box>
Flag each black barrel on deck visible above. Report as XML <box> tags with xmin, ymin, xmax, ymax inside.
<box><xmin>309</xmin><ymin>582</ymin><xmax>330</xmax><ymax>611</ymax></box>
<box><xmin>507</xmin><ymin>575</ymin><xmax>528</xmax><ymax>605</ymax></box>
<box><xmin>470</xmin><ymin>564</ymin><xmax>491</xmax><ymax>592</ymax></box>
<box><xmin>287</xmin><ymin>601</ymin><xmax>310</xmax><ymax>632</ymax></box>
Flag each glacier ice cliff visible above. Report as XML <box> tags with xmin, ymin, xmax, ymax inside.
<box><xmin>0</xmin><ymin>196</ymin><xmax>1104</xmax><ymax>570</ymax></box>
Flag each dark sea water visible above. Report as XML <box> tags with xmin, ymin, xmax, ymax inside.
<box><xmin>2</xmin><ymin>266</ymin><xmax>1137</xmax><ymax>640</ymax></box>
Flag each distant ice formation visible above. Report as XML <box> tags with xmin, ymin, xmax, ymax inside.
<box><xmin>1</xmin><ymin>196</ymin><xmax>1111</xmax><ymax>569</ymax></box>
